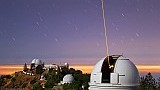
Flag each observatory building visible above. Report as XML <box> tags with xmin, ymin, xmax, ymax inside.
<box><xmin>61</xmin><ymin>74</ymin><xmax>74</xmax><ymax>84</ymax></box>
<box><xmin>30</xmin><ymin>58</ymin><xmax>43</xmax><ymax>70</ymax></box>
<box><xmin>31</xmin><ymin>58</ymin><xmax>42</xmax><ymax>66</ymax></box>
<box><xmin>89</xmin><ymin>55</ymin><xmax>139</xmax><ymax>90</ymax></box>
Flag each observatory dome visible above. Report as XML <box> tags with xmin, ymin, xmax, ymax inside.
<box><xmin>62</xmin><ymin>74</ymin><xmax>74</xmax><ymax>84</ymax></box>
<box><xmin>64</xmin><ymin>62</ymin><xmax>69</xmax><ymax>68</ymax></box>
<box><xmin>89</xmin><ymin>55</ymin><xmax>139</xmax><ymax>90</ymax></box>
<box><xmin>31</xmin><ymin>58</ymin><xmax>42</xmax><ymax>65</ymax></box>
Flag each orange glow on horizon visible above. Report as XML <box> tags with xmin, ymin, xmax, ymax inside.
<box><xmin>0</xmin><ymin>65</ymin><xmax>29</xmax><ymax>75</ymax></box>
<box><xmin>0</xmin><ymin>65</ymin><xmax>160</xmax><ymax>75</ymax></box>
<box><xmin>70</xmin><ymin>65</ymin><xmax>160</xmax><ymax>74</ymax></box>
<box><xmin>137</xmin><ymin>65</ymin><xmax>160</xmax><ymax>73</ymax></box>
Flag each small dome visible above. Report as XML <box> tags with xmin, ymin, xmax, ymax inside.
<box><xmin>89</xmin><ymin>55</ymin><xmax>139</xmax><ymax>90</ymax></box>
<box><xmin>64</xmin><ymin>63</ymin><xmax>69</xmax><ymax>68</ymax></box>
<box><xmin>31</xmin><ymin>58</ymin><xmax>42</xmax><ymax>65</ymax></box>
<box><xmin>64</xmin><ymin>63</ymin><xmax>69</xmax><ymax>66</ymax></box>
<box><xmin>62</xmin><ymin>74</ymin><xmax>74</xmax><ymax>84</ymax></box>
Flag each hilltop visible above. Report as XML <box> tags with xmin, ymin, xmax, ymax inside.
<box><xmin>0</xmin><ymin>64</ymin><xmax>90</xmax><ymax>90</ymax></box>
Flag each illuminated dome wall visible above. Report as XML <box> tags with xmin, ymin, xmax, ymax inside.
<box><xmin>31</xmin><ymin>58</ymin><xmax>42</xmax><ymax>65</ymax></box>
<box><xmin>62</xmin><ymin>74</ymin><xmax>74</xmax><ymax>84</ymax></box>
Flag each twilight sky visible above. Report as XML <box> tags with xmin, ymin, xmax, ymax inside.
<box><xmin>0</xmin><ymin>0</ymin><xmax>160</xmax><ymax>65</ymax></box>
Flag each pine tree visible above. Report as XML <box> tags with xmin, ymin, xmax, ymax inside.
<box><xmin>139</xmin><ymin>72</ymin><xmax>157</xmax><ymax>90</ymax></box>
<box><xmin>23</xmin><ymin>63</ymin><xmax>28</xmax><ymax>72</ymax></box>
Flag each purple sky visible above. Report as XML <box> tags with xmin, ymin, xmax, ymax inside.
<box><xmin>0</xmin><ymin>0</ymin><xmax>160</xmax><ymax>65</ymax></box>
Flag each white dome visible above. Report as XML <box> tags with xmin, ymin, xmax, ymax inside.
<box><xmin>62</xmin><ymin>74</ymin><xmax>74</xmax><ymax>84</ymax></box>
<box><xmin>64</xmin><ymin>62</ymin><xmax>69</xmax><ymax>68</ymax></box>
<box><xmin>114</xmin><ymin>56</ymin><xmax>139</xmax><ymax>86</ymax></box>
<box><xmin>31</xmin><ymin>58</ymin><xmax>42</xmax><ymax>65</ymax></box>
<box><xmin>91</xmin><ymin>57</ymin><xmax>105</xmax><ymax>74</ymax></box>
<box><xmin>64</xmin><ymin>62</ymin><xmax>69</xmax><ymax>66</ymax></box>
<box><xmin>89</xmin><ymin>55</ymin><xmax>139</xmax><ymax>90</ymax></box>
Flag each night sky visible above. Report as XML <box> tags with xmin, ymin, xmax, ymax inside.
<box><xmin>0</xmin><ymin>0</ymin><xmax>160</xmax><ymax>65</ymax></box>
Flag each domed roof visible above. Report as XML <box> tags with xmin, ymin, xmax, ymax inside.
<box><xmin>90</xmin><ymin>55</ymin><xmax>139</xmax><ymax>88</ymax></box>
<box><xmin>64</xmin><ymin>62</ymin><xmax>69</xmax><ymax>68</ymax></box>
<box><xmin>64</xmin><ymin>62</ymin><xmax>69</xmax><ymax>66</ymax></box>
<box><xmin>114</xmin><ymin>56</ymin><xmax>139</xmax><ymax>86</ymax></box>
<box><xmin>62</xmin><ymin>74</ymin><xmax>74</xmax><ymax>84</ymax></box>
<box><xmin>91</xmin><ymin>57</ymin><xmax>105</xmax><ymax>74</ymax></box>
<box><xmin>31</xmin><ymin>58</ymin><xmax>42</xmax><ymax>65</ymax></box>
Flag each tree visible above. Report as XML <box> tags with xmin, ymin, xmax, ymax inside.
<box><xmin>36</xmin><ymin>65</ymin><xmax>44</xmax><ymax>80</ymax></box>
<box><xmin>11</xmin><ymin>77</ymin><xmax>16</xmax><ymax>87</ymax></box>
<box><xmin>30</xmin><ymin>63</ymin><xmax>35</xmax><ymax>70</ymax></box>
<box><xmin>45</xmin><ymin>69</ymin><xmax>56</xmax><ymax>88</ymax></box>
<box><xmin>69</xmin><ymin>68</ymin><xmax>76</xmax><ymax>74</ymax></box>
<box><xmin>157</xmin><ymin>77</ymin><xmax>160</xmax><ymax>89</ymax></box>
<box><xmin>61</xmin><ymin>67</ymin><xmax>69</xmax><ymax>76</ymax></box>
<box><xmin>30</xmin><ymin>79</ymin><xmax>36</xmax><ymax>85</ymax></box>
<box><xmin>139</xmin><ymin>72</ymin><xmax>157</xmax><ymax>90</ymax></box>
<box><xmin>63</xmin><ymin>68</ymin><xmax>90</xmax><ymax>90</ymax></box>
<box><xmin>33</xmin><ymin>82</ymin><xmax>43</xmax><ymax>90</ymax></box>
<box><xmin>23</xmin><ymin>63</ymin><xmax>28</xmax><ymax>72</ymax></box>
<box><xmin>0</xmin><ymin>75</ymin><xmax>3</xmax><ymax>87</ymax></box>
<box><xmin>36</xmin><ymin>65</ymin><xmax>43</xmax><ymax>75</ymax></box>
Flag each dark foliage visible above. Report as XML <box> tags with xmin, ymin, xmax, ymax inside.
<box><xmin>23</xmin><ymin>63</ymin><xmax>28</xmax><ymax>72</ymax></box>
<box><xmin>36</xmin><ymin>65</ymin><xmax>43</xmax><ymax>75</ymax></box>
<box><xmin>33</xmin><ymin>82</ymin><xmax>43</xmax><ymax>90</ymax></box>
<box><xmin>0</xmin><ymin>75</ymin><xmax>12</xmax><ymax>86</ymax></box>
<box><xmin>139</xmin><ymin>72</ymin><xmax>157</xmax><ymax>90</ymax></box>
<box><xmin>63</xmin><ymin>67</ymin><xmax>90</xmax><ymax>90</ymax></box>
<box><xmin>45</xmin><ymin>69</ymin><xmax>56</xmax><ymax>88</ymax></box>
<box><xmin>30</xmin><ymin>79</ymin><xmax>37</xmax><ymax>85</ymax></box>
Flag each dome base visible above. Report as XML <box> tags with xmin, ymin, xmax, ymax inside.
<box><xmin>89</xmin><ymin>83</ymin><xmax>138</xmax><ymax>90</ymax></box>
